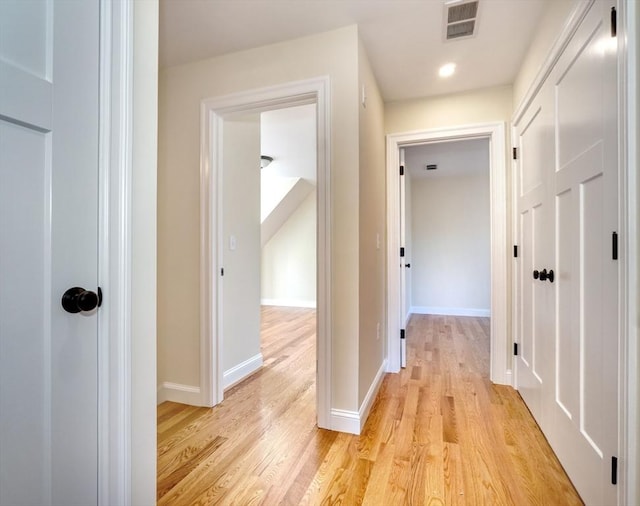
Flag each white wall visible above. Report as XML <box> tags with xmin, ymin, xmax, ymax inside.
<box><xmin>385</xmin><ymin>85</ymin><xmax>513</xmax><ymax>135</ymax></box>
<box><xmin>358</xmin><ymin>40</ymin><xmax>386</xmax><ymax>407</ymax></box>
<box><xmin>132</xmin><ymin>0</ymin><xmax>157</xmax><ymax>503</ymax></box>
<box><xmin>262</xmin><ymin>192</ymin><xmax>316</xmax><ymax>307</ymax></box>
<box><xmin>512</xmin><ymin>0</ymin><xmax>576</xmax><ymax>108</ymax></box>
<box><xmin>407</xmin><ymin>140</ymin><xmax>491</xmax><ymax>316</ymax></box>
<box><xmin>222</xmin><ymin>115</ymin><xmax>262</xmax><ymax>374</ymax></box>
<box><xmin>158</xmin><ymin>26</ymin><xmax>362</xmax><ymax>413</ymax></box>
<box><xmin>260</xmin><ymin>104</ymin><xmax>317</xmax><ymax>307</ymax></box>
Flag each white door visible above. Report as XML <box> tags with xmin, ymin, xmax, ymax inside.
<box><xmin>399</xmin><ymin>148</ymin><xmax>407</xmax><ymax>368</ymax></box>
<box><xmin>0</xmin><ymin>2</ymin><xmax>101</xmax><ymax>505</ymax></box>
<box><xmin>546</xmin><ymin>2</ymin><xmax>619</xmax><ymax>503</ymax></box>
<box><xmin>514</xmin><ymin>85</ymin><xmax>555</xmax><ymax>435</ymax></box>
<box><xmin>515</xmin><ymin>2</ymin><xmax>619</xmax><ymax>504</ymax></box>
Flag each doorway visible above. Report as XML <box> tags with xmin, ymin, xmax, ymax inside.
<box><xmin>386</xmin><ymin>123</ymin><xmax>509</xmax><ymax>384</ymax></box>
<box><xmin>199</xmin><ymin>78</ymin><xmax>331</xmax><ymax>428</ymax></box>
<box><xmin>259</xmin><ymin>104</ymin><xmax>318</xmax><ymax>417</ymax></box>
<box><xmin>403</xmin><ymin>139</ymin><xmax>491</xmax><ymax>317</ymax></box>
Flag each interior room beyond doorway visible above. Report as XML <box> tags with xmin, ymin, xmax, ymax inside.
<box><xmin>403</xmin><ymin>138</ymin><xmax>491</xmax><ymax>321</ymax></box>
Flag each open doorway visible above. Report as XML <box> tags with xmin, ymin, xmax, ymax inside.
<box><xmin>258</xmin><ymin>104</ymin><xmax>317</xmax><ymax>420</ymax></box>
<box><xmin>199</xmin><ymin>78</ymin><xmax>331</xmax><ymax>428</ymax></box>
<box><xmin>401</xmin><ymin>139</ymin><xmax>492</xmax><ymax>376</ymax></box>
<box><xmin>386</xmin><ymin>123</ymin><xmax>509</xmax><ymax>384</ymax></box>
<box><xmin>403</xmin><ymin>139</ymin><xmax>491</xmax><ymax>319</ymax></box>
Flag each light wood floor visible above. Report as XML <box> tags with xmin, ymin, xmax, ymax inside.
<box><xmin>157</xmin><ymin>308</ymin><xmax>583</xmax><ymax>505</ymax></box>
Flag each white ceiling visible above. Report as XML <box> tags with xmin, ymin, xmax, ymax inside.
<box><xmin>159</xmin><ymin>0</ymin><xmax>549</xmax><ymax>102</ymax></box>
<box><xmin>404</xmin><ymin>138</ymin><xmax>489</xmax><ymax>179</ymax></box>
<box><xmin>261</xmin><ymin>104</ymin><xmax>317</xmax><ymax>183</ymax></box>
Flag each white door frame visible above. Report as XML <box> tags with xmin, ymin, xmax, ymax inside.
<box><xmin>386</xmin><ymin>122</ymin><xmax>509</xmax><ymax>384</ymax></box>
<box><xmin>98</xmin><ymin>0</ymin><xmax>134</xmax><ymax>503</ymax></box>
<box><xmin>200</xmin><ymin>77</ymin><xmax>332</xmax><ymax>429</ymax></box>
<box><xmin>622</xmin><ymin>1</ymin><xmax>638</xmax><ymax>502</ymax></box>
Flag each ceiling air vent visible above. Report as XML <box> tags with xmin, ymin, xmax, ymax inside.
<box><xmin>426</xmin><ymin>164</ymin><xmax>437</xmax><ymax>171</ymax></box>
<box><xmin>445</xmin><ymin>0</ymin><xmax>479</xmax><ymax>41</ymax></box>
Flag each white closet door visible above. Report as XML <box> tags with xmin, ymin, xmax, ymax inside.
<box><xmin>547</xmin><ymin>2</ymin><xmax>619</xmax><ymax>503</ymax></box>
<box><xmin>514</xmin><ymin>84</ymin><xmax>556</xmax><ymax>435</ymax></box>
<box><xmin>515</xmin><ymin>2</ymin><xmax>620</xmax><ymax>504</ymax></box>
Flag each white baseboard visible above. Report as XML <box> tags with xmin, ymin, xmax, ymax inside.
<box><xmin>330</xmin><ymin>408</ymin><xmax>361</xmax><ymax>435</ymax></box>
<box><xmin>359</xmin><ymin>359</ymin><xmax>387</xmax><ymax>432</ymax></box>
<box><xmin>261</xmin><ymin>298</ymin><xmax>316</xmax><ymax>309</ymax></box>
<box><xmin>411</xmin><ymin>306</ymin><xmax>491</xmax><ymax>318</ymax></box>
<box><xmin>223</xmin><ymin>353</ymin><xmax>263</xmax><ymax>390</ymax></box>
<box><xmin>157</xmin><ymin>381</ymin><xmax>201</xmax><ymax>405</ymax></box>
<box><xmin>329</xmin><ymin>359</ymin><xmax>388</xmax><ymax>435</ymax></box>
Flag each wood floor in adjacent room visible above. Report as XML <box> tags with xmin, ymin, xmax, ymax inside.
<box><xmin>157</xmin><ymin>308</ymin><xmax>583</xmax><ymax>505</ymax></box>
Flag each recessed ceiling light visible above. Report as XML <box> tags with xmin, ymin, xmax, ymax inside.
<box><xmin>438</xmin><ymin>63</ymin><xmax>456</xmax><ymax>78</ymax></box>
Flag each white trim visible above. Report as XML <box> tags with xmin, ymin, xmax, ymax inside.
<box><xmin>410</xmin><ymin>306</ymin><xmax>491</xmax><ymax>318</ymax></box>
<box><xmin>98</xmin><ymin>0</ymin><xmax>133</xmax><ymax>504</ymax></box>
<box><xmin>157</xmin><ymin>382</ymin><xmax>202</xmax><ymax>405</ymax></box>
<box><xmin>386</xmin><ymin>122</ymin><xmax>509</xmax><ymax>386</ymax></box>
<box><xmin>330</xmin><ymin>409</ymin><xmax>360</xmax><ymax>435</ymax></box>
<box><xmin>223</xmin><ymin>353</ymin><xmax>264</xmax><ymax>390</ymax></box>
<box><xmin>329</xmin><ymin>360</ymin><xmax>387</xmax><ymax>435</ymax></box>
<box><xmin>359</xmin><ymin>360</ymin><xmax>387</xmax><ymax>432</ymax></box>
<box><xmin>200</xmin><ymin>77</ymin><xmax>332</xmax><ymax>429</ymax></box>
<box><xmin>260</xmin><ymin>298</ymin><xmax>317</xmax><ymax>308</ymax></box>
<box><xmin>622</xmin><ymin>1</ymin><xmax>638</xmax><ymax>504</ymax></box>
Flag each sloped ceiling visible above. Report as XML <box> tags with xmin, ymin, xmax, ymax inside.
<box><xmin>159</xmin><ymin>0</ymin><xmax>550</xmax><ymax>102</ymax></box>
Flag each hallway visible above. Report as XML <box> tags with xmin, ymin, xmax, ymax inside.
<box><xmin>157</xmin><ymin>310</ymin><xmax>582</xmax><ymax>504</ymax></box>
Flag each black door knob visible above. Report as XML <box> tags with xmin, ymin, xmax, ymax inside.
<box><xmin>405</xmin><ymin>263</ymin><xmax>411</xmax><ymax>268</ymax></box>
<box><xmin>61</xmin><ymin>287</ymin><xmax>102</xmax><ymax>313</ymax></box>
<box><xmin>533</xmin><ymin>270</ymin><xmax>540</xmax><ymax>280</ymax></box>
<box><xmin>538</xmin><ymin>269</ymin><xmax>555</xmax><ymax>282</ymax></box>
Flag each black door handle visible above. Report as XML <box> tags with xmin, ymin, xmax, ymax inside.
<box><xmin>538</xmin><ymin>269</ymin><xmax>555</xmax><ymax>283</ymax></box>
<box><xmin>405</xmin><ymin>263</ymin><xmax>411</xmax><ymax>268</ymax></box>
<box><xmin>62</xmin><ymin>287</ymin><xmax>102</xmax><ymax>313</ymax></box>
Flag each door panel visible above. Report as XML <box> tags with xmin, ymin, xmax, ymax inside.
<box><xmin>515</xmin><ymin>88</ymin><xmax>554</xmax><ymax>430</ymax></box>
<box><xmin>549</xmin><ymin>3</ymin><xmax>618</xmax><ymax>504</ymax></box>
<box><xmin>555</xmin><ymin>187</ymin><xmax>579</xmax><ymax>419</ymax></box>
<box><xmin>0</xmin><ymin>1</ymin><xmax>100</xmax><ymax>505</ymax></box>
<box><xmin>0</xmin><ymin>122</ymin><xmax>51</xmax><ymax>506</ymax></box>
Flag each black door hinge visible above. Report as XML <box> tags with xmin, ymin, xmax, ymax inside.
<box><xmin>221</xmin><ymin>267</ymin><xmax>224</xmax><ymax>276</ymax></box>
<box><xmin>612</xmin><ymin>456</ymin><xmax>618</xmax><ymax>485</ymax></box>
<box><xmin>611</xmin><ymin>7</ymin><xmax>617</xmax><ymax>37</ymax></box>
<box><xmin>514</xmin><ymin>343</ymin><xmax>519</xmax><ymax>356</ymax></box>
<box><xmin>400</xmin><ymin>329</ymin><xmax>405</xmax><ymax>340</ymax></box>
<box><xmin>512</xmin><ymin>147</ymin><xmax>518</xmax><ymax>160</ymax></box>
<box><xmin>400</xmin><ymin>165</ymin><xmax>404</xmax><ymax>176</ymax></box>
<box><xmin>400</xmin><ymin>247</ymin><xmax>405</xmax><ymax>257</ymax></box>
<box><xmin>514</xmin><ymin>245</ymin><xmax>518</xmax><ymax>258</ymax></box>
<box><xmin>612</xmin><ymin>232</ymin><xmax>618</xmax><ymax>260</ymax></box>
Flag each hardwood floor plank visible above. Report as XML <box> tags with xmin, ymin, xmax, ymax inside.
<box><xmin>157</xmin><ymin>309</ymin><xmax>584</xmax><ymax>505</ymax></box>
